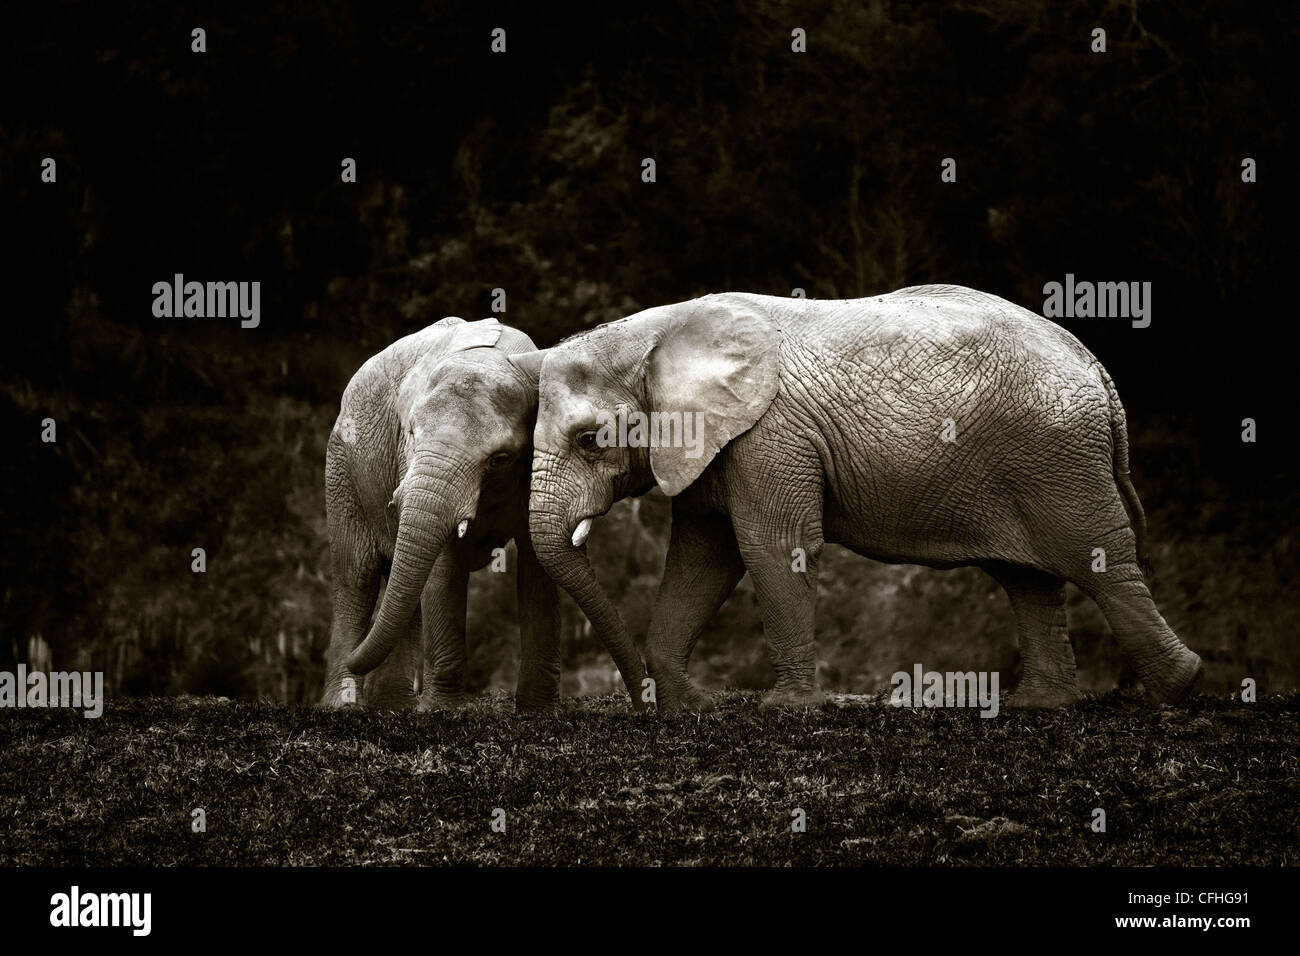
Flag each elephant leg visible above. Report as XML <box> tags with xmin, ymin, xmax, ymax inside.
<box><xmin>416</xmin><ymin>551</ymin><xmax>471</xmax><ymax>711</ymax></box>
<box><xmin>364</xmin><ymin>607</ymin><xmax>422</xmax><ymax>709</ymax></box>
<box><xmin>321</xmin><ymin>518</ymin><xmax>381</xmax><ymax>708</ymax></box>
<box><xmin>1071</xmin><ymin>561</ymin><xmax>1201</xmax><ymax>704</ymax></box>
<box><xmin>1042</xmin><ymin>495</ymin><xmax>1202</xmax><ymax>703</ymax></box>
<box><xmin>515</xmin><ymin>535</ymin><xmax>563</xmax><ymax>713</ymax></box>
<box><xmin>645</xmin><ymin>506</ymin><xmax>746</xmax><ymax>714</ymax></box>
<box><xmin>985</xmin><ymin>562</ymin><xmax>1079</xmax><ymax>708</ymax></box>
<box><xmin>730</xmin><ymin>476</ymin><xmax>825</xmax><ymax>708</ymax></box>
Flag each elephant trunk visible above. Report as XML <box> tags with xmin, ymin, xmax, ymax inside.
<box><xmin>345</xmin><ymin>472</ymin><xmax>452</xmax><ymax>675</ymax></box>
<box><xmin>528</xmin><ymin>499</ymin><xmax>648</xmax><ymax>710</ymax></box>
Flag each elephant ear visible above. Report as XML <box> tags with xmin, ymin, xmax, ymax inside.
<box><xmin>430</xmin><ymin>315</ymin><xmax>504</xmax><ymax>351</ymax></box>
<box><xmin>645</xmin><ymin>299</ymin><xmax>780</xmax><ymax>496</ymax></box>
<box><xmin>507</xmin><ymin>349</ymin><xmax>548</xmax><ymax>390</ymax></box>
<box><xmin>394</xmin><ymin>317</ymin><xmax>506</xmax><ymax>420</ymax></box>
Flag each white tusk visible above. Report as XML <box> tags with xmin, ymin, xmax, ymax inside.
<box><xmin>457</xmin><ymin>519</ymin><xmax>469</xmax><ymax>539</ymax></box>
<box><xmin>571</xmin><ymin>517</ymin><xmax>592</xmax><ymax>548</ymax></box>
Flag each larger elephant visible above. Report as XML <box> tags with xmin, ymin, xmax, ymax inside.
<box><xmin>523</xmin><ymin>285</ymin><xmax>1203</xmax><ymax>712</ymax></box>
<box><xmin>320</xmin><ymin>316</ymin><xmax>563</xmax><ymax>712</ymax></box>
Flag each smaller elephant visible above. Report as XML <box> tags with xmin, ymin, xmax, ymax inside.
<box><xmin>320</xmin><ymin>316</ymin><xmax>561</xmax><ymax>712</ymax></box>
<box><xmin>525</xmin><ymin>286</ymin><xmax>1202</xmax><ymax>712</ymax></box>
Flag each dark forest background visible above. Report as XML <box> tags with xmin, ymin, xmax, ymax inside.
<box><xmin>2</xmin><ymin>0</ymin><xmax>1295</xmax><ymax>702</ymax></box>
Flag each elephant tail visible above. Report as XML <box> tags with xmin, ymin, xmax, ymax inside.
<box><xmin>1097</xmin><ymin>363</ymin><xmax>1152</xmax><ymax>579</ymax></box>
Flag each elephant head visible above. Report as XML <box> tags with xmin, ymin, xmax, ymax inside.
<box><xmin>525</xmin><ymin>298</ymin><xmax>780</xmax><ymax>705</ymax></box>
<box><xmin>342</xmin><ymin>317</ymin><xmax>544</xmax><ymax>676</ymax></box>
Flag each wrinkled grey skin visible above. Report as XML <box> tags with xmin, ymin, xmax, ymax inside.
<box><xmin>526</xmin><ymin>285</ymin><xmax>1202</xmax><ymax>712</ymax></box>
<box><xmin>320</xmin><ymin>316</ymin><xmax>562</xmax><ymax>713</ymax></box>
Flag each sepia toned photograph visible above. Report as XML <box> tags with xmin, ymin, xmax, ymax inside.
<box><xmin>2</xmin><ymin>0</ymin><xmax>1295</xmax><ymax>937</ymax></box>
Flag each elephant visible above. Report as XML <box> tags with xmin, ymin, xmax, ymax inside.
<box><xmin>320</xmin><ymin>316</ymin><xmax>564</xmax><ymax>712</ymax></box>
<box><xmin>522</xmin><ymin>284</ymin><xmax>1203</xmax><ymax>712</ymax></box>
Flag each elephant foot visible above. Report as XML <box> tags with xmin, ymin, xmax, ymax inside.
<box><xmin>657</xmin><ymin>683</ymin><xmax>716</xmax><ymax>715</ymax></box>
<box><xmin>416</xmin><ymin>690</ymin><xmax>471</xmax><ymax>712</ymax></box>
<box><xmin>1142</xmin><ymin>649</ymin><xmax>1204</xmax><ymax>704</ymax></box>
<box><xmin>760</xmin><ymin>684</ymin><xmax>825</xmax><ymax>710</ymax></box>
<box><xmin>370</xmin><ymin>694</ymin><xmax>419</xmax><ymax>711</ymax></box>
<box><xmin>1006</xmin><ymin>681</ymin><xmax>1081</xmax><ymax>710</ymax></box>
<box><xmin>515</xmin><ymin>694</ymin><xmax>562</xmax><ymax>716</ymax></box>
<box><xmin>515</xmin><ymin>672</ymin><xmax>562</xmax><ymax>715</ymax></box>
<box><xmin>320</xmin><ymin>676</ymin><xmax>362</xmax><ymax>709</ymax></box>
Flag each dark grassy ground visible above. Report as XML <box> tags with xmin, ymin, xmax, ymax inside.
<box><xmin>1</xmin><ymin>693</ymin><xmax>1296</xmax><ymax>866</ymax></box>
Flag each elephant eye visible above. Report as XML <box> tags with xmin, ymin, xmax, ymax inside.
<box><xmin>488</xmin><ymin>452</ymin><xmax>513</xmax><ymax>470</ymax></box>
<box><xmin>576</xmin><ymin>430</ymin><xmax>598</xmax><ymax>451</ymax></box>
